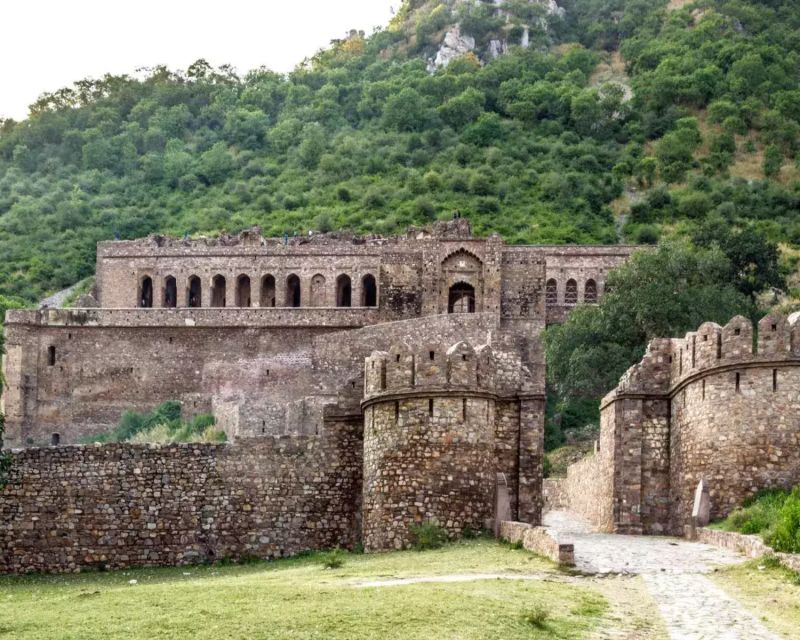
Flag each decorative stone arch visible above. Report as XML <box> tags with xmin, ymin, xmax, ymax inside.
<box><xmin>545</xmin><ymin>279</ymin><xmax>558</xmax><ymax>307</ymax></box>
<box><xmin>260</xmin><ymin>274</ymin><xmax>276</xmax><ymax>308</ymax></box>
<box><xmin>163</xmin><ymin>276</ymin><xmax>177</xmax><ymax>308</ymax></box>
<box><xmin>336</xmin><ymin>274</ymin><xmax>352</xmax><ymax>307</ymax></box>
<box><xmin>440</xmin><ymin>248</ymin><xmax>483</xmax><ymax>313</ymax></box>
<box><xmin>584</xmin><ymin>279</ymin><xmax>597</xmax><ymax>304</ymax></box>
<box><xmin>286</xmin><ymin>274</ymin><xmax>301</xmax><ymax>307</ymax></box>
<box><xmin>139</xmin><ymin>275</ymin><xmax>154</xmax><ymax>308</ymax></box>
<box><xmin>210</xmin><ymin>274</ymin><xmax>227</xmax><ymax>308</ymax></box>
<box><xmin>187</xmin><ymin>275</ymin><xmax>202</xmax><ymax>308</ymax></box>
<box><xmin>310</xmin><ymin>273</ymin><xmax>327</xmax><ymax>307</ymax></box>
<box><xmin>565</xmin><ymin>279</ymin><xmax>578</xmax><ymax>306</ymax></box>
<box><xmin>235</xmin><ymin>274</ymin><xmax>251</xmax><ymax>307</ymax></box>
<box><xmin>361</xmin><ymin>274</ymin><xmax>378</xmax><ymax>307</ymax></box>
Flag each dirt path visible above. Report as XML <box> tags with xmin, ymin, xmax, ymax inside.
<box><xmin>545</xmin><ymin>511</ymin><xmax>782</xmax><ymax>639</ymax></box>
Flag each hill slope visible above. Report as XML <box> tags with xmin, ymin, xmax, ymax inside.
<box><xmin>0</xmin><ymin>0</ymin><xmax>799</xmax><ymax>302</ymax></box>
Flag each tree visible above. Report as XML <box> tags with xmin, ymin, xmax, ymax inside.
<box><xmin>763</xmin><ymin>144</ymin><xmax>783</xmax><ymax>178</ymax></box>
<box><xmin>382</xmin><ymin>88</ymin><xmax>427</xmax><ymax>132</ymax></box>
<box><xmin>544</xmin><ymin>242</ymin><xmax>752</xmax><ymax>402</ymax></box>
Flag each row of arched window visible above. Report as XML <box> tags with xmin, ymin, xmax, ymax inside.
<box><xmin>545</xmin><ymin>278</ymin><xmax>598</xmax><ymax>307</ymax></box>
<box><xmin>138</xmin><ymin>273</ymin><xmax>378</xmax><ymax>309</ymax></box>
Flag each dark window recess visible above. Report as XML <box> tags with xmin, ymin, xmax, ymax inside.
<box><xmin>773</xmin><ymin>369</ymin><xmax>778</xmax><ymax>393</ymax></box>
<box><xmin>735</xmin><ymin>372</ymin><xmax>741</xmax><ymax>393</ymax></box>
<box><xmin>428</xmin><ymin>398</ymin><xmax>434</xmax><ymax>417</ymax></box>
<box><xmin>50</xmin><ymin>433</ymin><xmax>60</xmax><ymax>446</ymax></box>
<box><xmin>429</xmin><ymin>351</ymin><xmax>435</xmax><ymax>361</ymax></box>
<box><xmin>394</xmin><ymin>401</ymin><xmax>400</xmax><ymax>423</ymax></box>
<box><xmin>47</xmin><ymin>346</ymin><xmax>56</xmax><ymax>366</ymax></box>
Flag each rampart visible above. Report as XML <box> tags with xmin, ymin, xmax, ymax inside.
<box><xmin>563</xmin><ymin>313</ymin><xmax>800</xmax><ymax>535</ymax></box>
<box><xmin>0</xmin><ymin>428</ymin><xmax>362</xmax><ymax>574</ymax></box>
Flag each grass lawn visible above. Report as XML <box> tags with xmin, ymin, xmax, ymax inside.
<box><xmin>712</xmin><ymin>559</ymin><xmax>800</xmax><ymax>639</ymax></box>
<box><xmin>0</xmin><ymin>539</ymin><xmax>609</xmax><ymax>640</ymax></box>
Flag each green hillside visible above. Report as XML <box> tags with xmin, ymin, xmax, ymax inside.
<box><xmin>1</xmin><ymin>0</ymin><xmax>799</xmax><ymax>303</ymax></box>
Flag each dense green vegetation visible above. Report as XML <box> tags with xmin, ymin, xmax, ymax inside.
<box><xmin>79</xmin><ymin>401</ymin><xmax>225</xmax><ymax>444</ymax></box>
<box><xmin>712</xmin><ymin>487</ymin><xmax>800</xmax><ymax>554</ymax></box>
<box><xmin>1</xmin><ymin>0</ymin><xmax>800</xmax><ymax>304</ymax></box>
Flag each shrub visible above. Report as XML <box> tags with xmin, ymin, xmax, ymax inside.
<box><xmin>320</xmin><ymin>549</ymin><xmax>346</xmax><ymax>569</ymax></box>
<box><xmin>766</xmin><ymin>488</ymin><xmax>800</xmax><ymax>553</ymax></box>
<box><xmin>409</xmin><ymin>521</ymin><xmax>448</xmax><ymax>551</ymax></box>
<box><xmin>521</xmin><ymin>605</ymin><xmax>550</xmax><ymax>628</ymax></box>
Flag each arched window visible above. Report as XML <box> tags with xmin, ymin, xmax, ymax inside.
<box><xmin>310</xmin><ymin>274</ymin><xmax>326</xmax><ymax>307</ymax></box>
<box><xmin>584</xmin><ymin>279</ymin><xmax>597</xmax><ymax>304</ymax></box>
<box><xmin>187</xmin><ymin>276</ymin><xmax>202</xmax><ymax>308</ymax></box>
<box><xmin>260</xmin><ymin>275</ymin><xmax>276</xmax><ymax>308</ymax></box>
<box><xmin>236</xmin><ymin>274</ymin><xmax>251</xmax><ymax>307</ymax></box>
<box><xmin>361</xmin><ymin>274</ymin><xmax>377</xmax><ymax>307</ymax></box>
<box><xmin>139</xmin><ymin>276</ymin><xmax>153</xmax><ymax>308</ymax></box>
<box><xmin>565</xmin><ymin>279</ymin><xmax>578</xmax><ymax>306</ymax></box>
<box><xmin>448</xmin><ymin>282</ymin><xmax>476</xmax><ymax>313</ymax></box>
<box><xmin>336</xmin><ymin>275</ymin><xmax>352</xmax><ymax>307</ymax></box>
<box><xmin>211</xmin><ymin>275</ymin><xmax>227</xmax><ymax>307</ymax></box>
<box><xmin>164</xmin><ymin>276</ymin><xmax>177</xmax><ymax>308</ymax></box>
<box><xmin>545</xmin><ymin>279</ymin><xmax>558</xmax><ymax>307</ymax></box>
<box><xmin>286</xmin><ymin>274</ymin><xmax>301</xmax><ymax>307</ymax></box>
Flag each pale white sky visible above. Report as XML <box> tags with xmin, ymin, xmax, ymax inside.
<box><xmin>0</xmin><ymin>0</ymin><xmax>398</xmax><ymax>120</ymax></box>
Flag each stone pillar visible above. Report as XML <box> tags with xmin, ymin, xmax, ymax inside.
<box><xmin>517</xmin><ymin>397</ymin><xmax>545</xmax><ymax>524</ymax></box>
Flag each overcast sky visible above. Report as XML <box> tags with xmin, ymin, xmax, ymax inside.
<box><xmin>0</xmin><ymin>0</ymin><xmax>398</xmax><ymax>121</ymax></box>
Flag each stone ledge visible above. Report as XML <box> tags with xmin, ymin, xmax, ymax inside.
<box><xmin>498</xmin><ymin>520</ymin><xmax>575</xmax><ymax>566</ymax></box>
<box><xmin>697</xmin><ymin>527</ymin><xmax>800</xmax><ymax>572</ymax></box>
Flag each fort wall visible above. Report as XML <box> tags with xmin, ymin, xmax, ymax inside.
<box><xmin>0</xmin><ymin>428</ymin><xmax>362</xmax><ymax>574</ymax></box>
<box><xmin>564</xmin><ymin>314</ymin><xmax>800</xmax><ymax>535</ymax></box>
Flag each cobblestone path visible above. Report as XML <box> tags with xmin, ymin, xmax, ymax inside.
<box><xmin>545</xmin><ymin>511</ymin><xmax>781</xmax><ymax>640</ymax></box>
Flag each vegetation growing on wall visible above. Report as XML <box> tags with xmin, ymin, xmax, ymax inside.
<box><xmin>80</xmin><ymin>401</ymin><xmax>225</xmax><ymax>444</ymax></box>
<box><xmin>713</xmin><ymin>487</ymin><xmax>800</xmax><ymax>554</ymax></box>
<box><xmin>1</xmin><ymin>0</ymin><xmax>799</xmax><ymax>304</ymax></box>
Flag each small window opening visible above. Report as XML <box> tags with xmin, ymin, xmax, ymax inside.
<box><xmin>773</xmin><ymin>369</ymin><xmax>778</xmax><ymax>392</ymax></box>
<box><xmin>703</xmin><ymin>335</ymin><xmax>708</xmax><ymax>342</ymax></box>
<box><xmin>429</xmin><ymin>351</ymin><xmax>435</xmax><ymax>361</ymax></box>
<box><xmin>702</xmin><ymin>379</ymin><xmax>705</xmax><ymax>401</ymax></box>
<box><xmin>716</xmin><ymin>333</ymin><xmax>722</xmax><ymax>359</ymax></box>
<box><xmin>679</xmin><ymin>350</ymin><xmax>683</xmax><ymax>375</ymax></box>
<box><xmin>396</xmin><ymin>354</ymin><xmax>401</xmax><ymax>363</ymax></box>
<box><xmin>47</xmin><ymin>346</ymin><xmax>56</xmax><ymax>366</ymax></box>
<box><xmin>462</xmin><ymin>398</ymin><xmax>467</xmax><ymax>422</ymax></box>
<box><xmin>428</xmin><ymin>398</ymin><xmax>434</xmax><ymax>417</ymax></box>
<box><xmin>692</xmin><ymin>336</ymin><xmax>696</xmax><ymax>368</ymax></box>
<box><xmin>169</xmin><ymin>337</ymin><xmax>173</xmax><ymax>344</ymax></box>
<box><xmin>772</xmin><ymin>324</ymin><xmax>777</xmax><ymax>332</ymax></box>
<box><xmin>394</xmin><ymin>401</ymin><xmax>399</xmax><ymax>423</ymax></box>
<box><xmin>735</xmin><ymin>372</ymin><xmax>741</xmax><ymax>393</ymax></box>
<box><xmin>50</xmin><ymin>433</ymin><xmax>60</xmax><ymax>446</ymax></box>
<box><xmin>462</xmin><ymin>354</ymin><xmax>467</xmax><ymax>361</ymax></box>
<box><xmin>68</xmin><ymin>333</ymin><xmax>72</xmax><ymax>340</ymax></box>
<box><xmin>734</xmin><ymin>328</ymin><xmax>741</xmax><ymax>336</ymax></box>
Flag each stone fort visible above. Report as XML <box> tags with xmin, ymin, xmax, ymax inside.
<box><xmin>5</xmin><ymin>220</ymin><xmax>800</xmax><ymax>575</ymax></box>
<box><xmin>0</xmin><ymin>219</ymin><xmax>636</xmax><ymax>572</ymax></box>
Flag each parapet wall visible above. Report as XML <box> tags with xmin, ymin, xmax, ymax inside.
<box><xmin>573</xmin><ymin>313</ymin><xmax>800</xmax><ymax>536</ymax></box>
<box><xmin>0</xmin><ymin>425</ymin><xmax>362</xmax><ymax>574</ymax></box>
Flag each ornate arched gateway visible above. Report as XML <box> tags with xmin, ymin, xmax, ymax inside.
<box><xmin>440</xmin><ymin>249</ymin><xmax>483</xmax><ymax>314</ymax></box>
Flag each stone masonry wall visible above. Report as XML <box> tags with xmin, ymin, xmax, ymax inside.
<box><xmin>0</xmin><ymin>424</ymin><xmax>362</xmax><ymax>574</ymax></box>
<box><xmin>566</xmin><ymin>314</ymin><xmax>800</xmax><ymax>536</ymax></box>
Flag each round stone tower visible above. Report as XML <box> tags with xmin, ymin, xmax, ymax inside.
<box><xmin>361</xmin><ymin>340</ymin><xmax>498</xmax><ymax>551</ymax></box>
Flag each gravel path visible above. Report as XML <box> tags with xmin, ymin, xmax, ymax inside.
<box><xmin>545</xmin><ymin>511</ymin><xmax>781</xmax><ymax>640</ymax></box>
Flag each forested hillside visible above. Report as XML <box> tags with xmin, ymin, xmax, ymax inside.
<box><xmin>1</xmin><ymin>0</ymin><xmax>799</xmax><ymax>303</ymax></box>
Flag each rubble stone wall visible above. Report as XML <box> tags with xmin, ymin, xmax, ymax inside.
<box><xmin>0</xmin><ymin>427</ymin><xmax>362</xmax><ymax>574</ymax></box>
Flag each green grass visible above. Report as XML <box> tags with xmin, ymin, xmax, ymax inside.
<box><xmin>0</xmin><ymin>540</ymin><xmax>608</xmax><ymax>639</ymax></box>
<box><xmin>710</xmin><ymin>487</ymin><xmax>800</xmax><ymax>553</ymax></box>
<box><xmin>713</xmin><ymin>559</ymin><xmax>800</xmax><ymax>639</ymax></box>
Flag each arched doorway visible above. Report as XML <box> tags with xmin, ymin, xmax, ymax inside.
<box><xmin>361</xmin><ymin>274</ymin><xmax>377</xmax><ymax>307</ymax></box>
<box><xmin>139</xmin><ymin>277</ymin><xmax>153</xmax><ymax>308</ymax></box>
<box><xmin>188</xmin><ymin>276</ymin><xmax>202</xmax><ymax>308</ymax></box>
<box><xmin>336</xmin><ymin>274</ymin><xmax>352</xmax><ymax>307</ymax></box>
<box><xmin>545</xmin><ymin>279</ymin><xmax>557</xmax><ymax>307</ymax></box>
<box><xmin>584</xmin><ymin>279</ymin><xmax>597</xmax><ymax>303</ymax></box>
<box><xmin>448</xmin><ymin>282</ymin><xmax>476</xmax><ymax>313</ymax></box>
<box><xmin>260</xmin><ymin>275</ymin><xmax>276</xmax><ymax>307</ymax></box>
<box><xmin>286</xmin><ymin>274</ymin><xmax>301</xmax><ymax>307</ymax></box>
<box><xmin>211</xmin><ymin>275</ymin><xmax>227</xmax><ymax>307</ymax></box>
<box><xmin>164</xmin><ymin>276</ymin><xmax>177</xmax><ymax>308</ymax></box>
<box><xmin>236</xmin><ymin>275</ymin><xmax>251</xmax><ymax>307</ymax></box>
<box><xmin>565</xmin><ymin>279</ymin><xmax>578</xmax><ymax>306</ymax></box>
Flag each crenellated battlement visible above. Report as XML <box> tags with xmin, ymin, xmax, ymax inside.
<box><xmin>362</xmin><ymin>340</ymin><xmax>496</xmax><ymax>404</ymax></box>
<box><xmin>605</xmin><ymin>313</ymin><xmax>800</xmax><ymax>408</ymax></box>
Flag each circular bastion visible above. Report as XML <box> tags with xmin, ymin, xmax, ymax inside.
<box><xmin>361</xmin><ymin>340</ymin><xmax>498</xmax><ymax>551</ymax></box>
